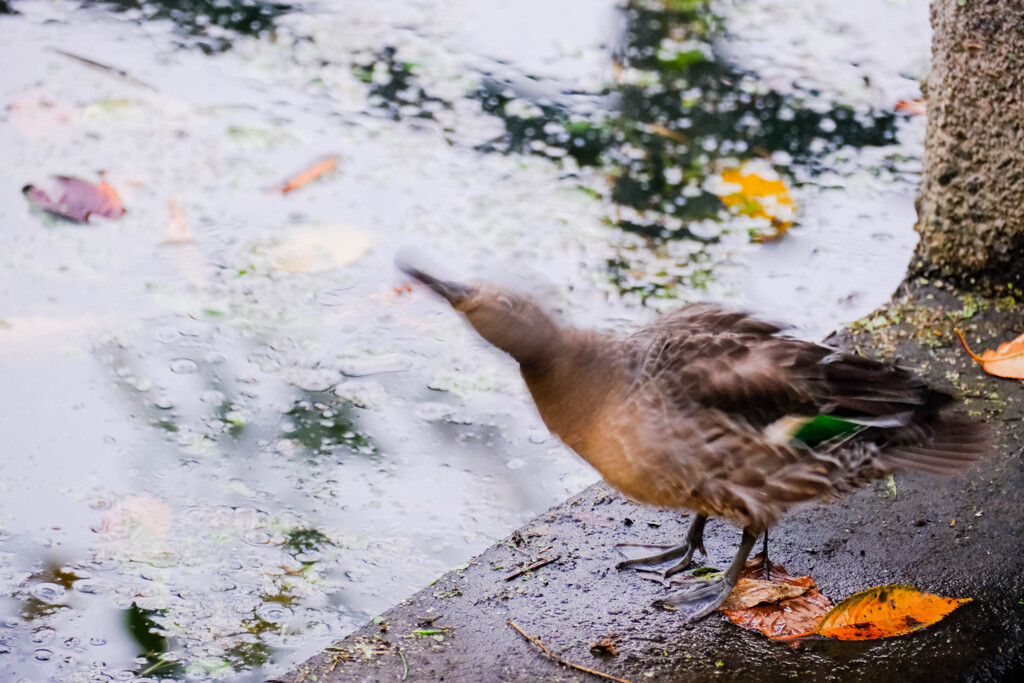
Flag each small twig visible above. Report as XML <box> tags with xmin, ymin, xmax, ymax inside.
<box><xmin>50</xmin><ymin>48</ymin><xmax>157</xmax><ymax>91</ymax></box>
<box><xmin>506</xmin><ymin>619</ymin><xmax>635</xmax><ymax>683</ymax></box>
<box><xmin>507</xmin><ymin>541</ymin><xmax>532</xmax><ymax>556</ymax></box>
<box><xmin>396</xmin><ymin>646</ymin><xmax>408</xmax><ymax>681</ymax></box>
<box><xmin>504</xmin><ymin>554</ymin><xmax>560</xmax><ymax>582</ymax></box>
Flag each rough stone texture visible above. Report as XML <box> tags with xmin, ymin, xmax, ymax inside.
<box><xmin>275</xmin><ymin>281</ymin><xmax>1023</xmax><ymax>683</ymax></box>
<box><xmin>914</xmin><ymin>0</ymin><xmax>1024</xmax><ymax>286</ymax></box>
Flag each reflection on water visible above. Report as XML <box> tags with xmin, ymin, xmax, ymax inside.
<box><xmin>85</xmin><ymin>0</ymin><xmax>293</xmax><ymax>53</ymax></box>
<box><xmin>0</xmin><ymin>0</ymin><xmax>929</xmax><ymax>680</ymax></box>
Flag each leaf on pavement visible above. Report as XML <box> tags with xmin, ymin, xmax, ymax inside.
<box><xmin>956</xmin><ymin>328</ymin><xmax>1024</xmax><ymax>379</ymax></box>
<box><xmin>785</xmin><ymin>584</ymin><xmax>971</xmax><ymax>640</ymax></box>
<box><xmin>719</xmin><ymin>553</ymin><xmax>832</xmax><ymax>640</ymax></box>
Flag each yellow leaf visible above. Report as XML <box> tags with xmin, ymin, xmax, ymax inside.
<box><xmin>713</xmin><ymin>163</ymin><xmax>794</xmax><ymax>242</ymax></box>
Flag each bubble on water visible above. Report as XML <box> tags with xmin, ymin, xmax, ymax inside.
<box><xmin>30</xmin><ymin>627</ymin><xmax>56</xmax><ymax>643</ymax></box>
<box><xmin>505</xmin><ymin>458</ymin><xmax>526</xmax><ymax>470</ymax></box>
<box><xmin>63</xmin><ymin>636</ymin><xmax>81</xmax><ymax>649</ymax></box>
<box><xmin>2</xmin><ymin>617</ymin><xmax>19</xmax><ymax>628</ymax></box>
<box><xmin>293</xmin><ymin>550</ymin><xmax>322</xmax><ymax>563</ymax></box>
<box><xmin>256</xmin><ymin>603</ymin><xmax>293</xmax><ymax>622</ymax></box>
<box><xmin>152</xmin><ymin>395</ymin><xmax>175</xmax><ymax>410</ymax></box>
<box><xmin>73</xmin><ymin>580</ymin><xmax>109</xmax><ymax>595</ymax></box>
<box><xmin>89</xmin><ymin>636</ymin><xmax>106</xmax><ymax>647</ymax></box>
<box><xmin>169</xmin><ymin>358</ymin><xmax>199</xmax><ymax>374</ymax></box>
<box><xmin>200</xmin><ymin>390</ymin><xmax>226</xmax><ymax>405</ymax></box>
<box><xmin>242</xmin><ymin>529</ymin><xmax>273</xmax><ymax>546</ymax></box>
<box><xmin>30</xmin><ymin>583</ymin><xmax>66</xmax><ymax>604</ymax></box>
<box><xmin>33</xmin><ymin>648</ymin><xmax>53</xmax><ymax>661</ymax></box>
<box><xmin>414</xmin><ymin>402</ymin><xmax>454</xmax><ymax>421</ymax></box>
<box><xmin>203</xmin><ymin>351</ymin><xmax>226</xmax><ymax>365</ymax></box>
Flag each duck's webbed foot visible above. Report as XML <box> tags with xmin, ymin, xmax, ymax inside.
<box><xmin>653</xmin><ymin>527</ymin><xmax>759</xmax><ymax>623</ymax></box>
<box><xmin>615</xmin><ymin>514</ymin><xmax>707</xmax><ymax>576</ymax></box>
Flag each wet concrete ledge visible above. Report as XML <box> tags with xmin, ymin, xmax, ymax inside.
<box><xmin>273</xmin><ymin>281</ymin><xmax>1024</xmax><ymax>682</ymax></box>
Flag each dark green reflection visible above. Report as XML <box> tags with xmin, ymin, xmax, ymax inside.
<box><xmin>285</xmin><ymin>395</ymin><xmax>376</xmax><ymax>458</ymax></box>
<box><xmin>475</xmin><ymin>0</ymin><xmax>897</xmax><ymax>241</ymax></box>
<box><xmin>85</xmin><ymin>0</ymin><xmax>293</xmax><ymax>52</ymax></box>
<box><xmin>128</xmin><ymin>603</ymin><xmax>184</xmax><ymax>678</ymax></box>
<box><xmin>353</xmin><ymin>47</ymin><xmax>451</xmax><ymax>121</ymax></box>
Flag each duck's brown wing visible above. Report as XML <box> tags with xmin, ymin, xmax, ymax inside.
<box><xmin>626</xmin><ymin>303</ymin><xmax>943</xmax><ymax>429</ymax></box>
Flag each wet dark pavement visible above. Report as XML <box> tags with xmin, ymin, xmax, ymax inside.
<box><xmin>276</xmin><ymin>280</ymin><xmax>1024</xmax><ymax>682</ymax></box>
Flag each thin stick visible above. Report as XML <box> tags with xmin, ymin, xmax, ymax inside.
<box><xmin>50</xmin><ymin>48</ymin><xmax>157</xmax><ymax>91</ymax></box>
<box><xmin>504</xmin><ymin>555</ymin><xmax>560</xmax><ymax>582</ymax></box>
<box><xmin>506</xmin><ymin>619</ymin><xmax>635</xmax><ymax>683</ymax></box>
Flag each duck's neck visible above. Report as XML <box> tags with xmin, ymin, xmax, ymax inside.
<box><xmin>519</xmin><ymin>330</ymin><xmax>619</xmax><ymax>448</ymax></box>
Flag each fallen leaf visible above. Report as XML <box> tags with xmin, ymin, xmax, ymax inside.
<box><xmin>720</xmin><ymin>577</ymin><xmax>810</xmax><ymax>610</ymax></box>
<box><xmin>719</xmin><ymin>554</ymin><xmax>832</xmax><ymax>640</ymax></box>
<box><xmin>267</xmin><ymin>225</ymin><xmax>375</xmax><ymax>273</ymax></box>
<box><xmin>955</xmin><ymin>328</ymin><xmax>1024</xmax><ymax>379</ymax></box>
<box><xmin>23</xmin><ymin>175</ymin><xmax>126</xmax><ymax>223</ymax></box>
<box><xmin>712</xmin><ymin>163</ymin><xmax>794</xmax><ymax>242</ymax></box>
<box><xmin>589</xmin><ymin>635</ymin><xmax>618</xmax><ymax>656</ymax></box>
<box><xmin>895</xmin><ymin>99</ymin><xmax>927</xmax><ymax>116</ymax></box>
<box><xmin>785</xmin><ymin>584</ymin><xmax>970</xmax><ymax>641</ymax></box>
<box><xmin>163</xmin><ymin>197</ymin><xmax>192</xmax><ymax>243</ymax></box>
<box><xmin>101</xmin><ymin>496</ymin><xmax>172</xmax><ymax>541</ymax></box>
<box><xmin>277</xmin><ymin>154</ymin><xmax>340</xmax><ymax>194</ymax></box>
<box><xmin>8</xmin><ymin>89</ymin><xmax>75</xmax><ymax>139</ymax></box>
<box><xmin>571</xmin><ymin>508</ymin><xmax>617</xmax><ymax>528</ymax></box>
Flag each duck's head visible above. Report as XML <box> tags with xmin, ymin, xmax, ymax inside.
<box><xmin>399</xmin><ymin>261</ymin><xmax>563</xmax><ymax>368</ymax></box>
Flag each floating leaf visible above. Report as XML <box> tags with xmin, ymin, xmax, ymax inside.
<box><xmin>786</xmin><ymin>584</ymin><xmax>970</xmax><ymax>641</ymax></box>
<box><xmin>23</xmin><ymin>175</ymin><xmax>125</xmax><ymax>223</ymax></box>
<box><xmin>163</xmin><ymin>197</ymin><xmax>193</xmax><ymax>244</ymax></box>
<box><xmin>719</xmin><ymin>554</ymin><xmax>832</xmax><ymax>640</ymax></box>
<box><xmin>955</xmin><ymin>328</ymin><xmax>1024</xmax><ymax>379</ymax></box>
<box><xmin>895</xmin><ymin>99</ymin><xmax>927</xmax><ymax>116</ymax></box>
<box><xmin>9</xmin><ymin>89</ymin><xmax>75</xmax><ymax>139</ymax></box>
<box><xmin>267</xmin><ymin>225</ymin><xmax>375</xmax><ymax>273</ymax></box>
<box><xmin>277</xmin><ymin>154</ymin><xmax>339</xmax><ymax>194</ymax></box>
<box><xmin>712</xmin><ymin>163</ymin><xmax>794</xmax><ymax>242</ymax></box>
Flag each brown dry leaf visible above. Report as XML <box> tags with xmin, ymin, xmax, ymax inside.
<box><xmin>720</xmin><ymin>577</ymin><xmax>810</xmax><ymax>610</ymax></box>
<box><xmin>895</xmin><ymin>99</ymin><xmax>927</xmax><ymax>116</ymax></box>
<box><xmin>712</xmin><ymin>163</ymin><xmax>794</xmax><ymax>242</ymax></box>
<box><xmin>23</xmin><ymin>175</ymin><xmax>126</xmax><ymax>223</ymax></box>
<box><xmin>278</xmin><ymin>154</ymin><xmax>340</xmax><ymax>194</ymax></box>
<box><xmin>955</xmin><ymin>328</ymin><xmax>1024</xmax><ymax>379</ymax></box>
<box><xmin>785</xmin><ymin>584</ymin><xmax>971</xmax><ymax>641</ymax></box>
<box><xmin>719</xmin><ymin>554</ymin><xmax>832</xmax><ymax>640</ymax></box>
<box><xmin>269</xmin><ymin>225</ymin><xmax>375</xmax><ymax>273</ymax></box>
<box><xmin>163</xmin><ymin>197</ymin><xmax>192</xmax><ymax>243</ymax></box>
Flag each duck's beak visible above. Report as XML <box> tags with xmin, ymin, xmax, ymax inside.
<box><xmin>397</xmin><ymin>260</ymin><xmax>472</xmax><ymax>306</ymax></box>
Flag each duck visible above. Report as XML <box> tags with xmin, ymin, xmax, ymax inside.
<box><xmin>399</xmin><ymin>260</ymin><xmax>989</xmax><ymax>621</ymax></box>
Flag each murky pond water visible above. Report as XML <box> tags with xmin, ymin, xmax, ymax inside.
<box><xmin>0</xmin><ymin>0</ymin><xmax>929</xmax><ymax>679</ymax></box>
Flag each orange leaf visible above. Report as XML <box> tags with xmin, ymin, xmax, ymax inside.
<box><xmin>23</xmin><ymin>175</ymin><xmax>125</xmax><ymax>223</ymax></box>
<box><xmin>713</xmin><ymin>164</ymin><xmax>794</xmax><ymax>242</ymax></box>
<box><xmin>719</xmin><ymin>554</ymin><xmax>832</xmax><ymax>640</ymax></box>
<box><xmin>955</xmin><ymin>328</ymin><xmax>1024</xmax><ymax>379</ymax></box>
<box><xmin>785</xmin><ymin>584</ymin><xmax>970</xmax><ymax>641</ymax></box>
<box><xmin>278</xmin><ymin>154</ymin><xmax>339</xmax><ymax>194</ymax></box>
<box><xmin>895</xmin><ymin>99</ymin><xmax>927</xmax><ymax>116</ymax></box>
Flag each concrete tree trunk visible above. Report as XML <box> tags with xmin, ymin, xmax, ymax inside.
<box><xmin>914</xmin><ymin>0</ymin><xmax>1024</xmax><ymax>287</ymax></box>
